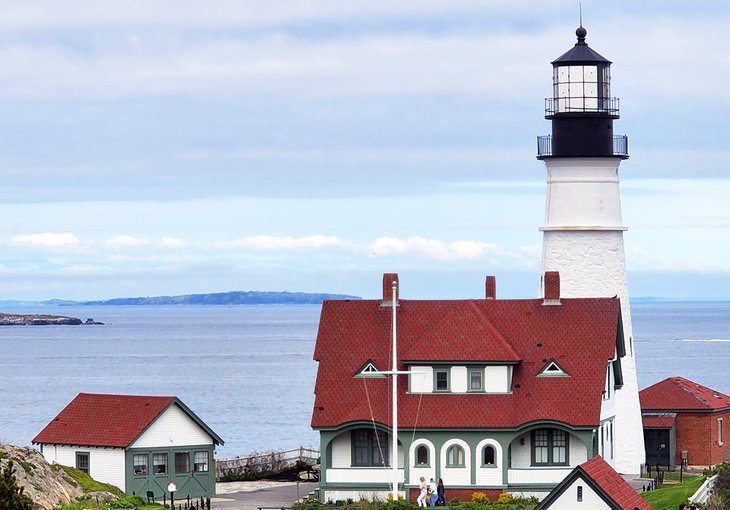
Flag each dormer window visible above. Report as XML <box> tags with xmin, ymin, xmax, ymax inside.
<box><xmin>434</xmin><ymin>369</ymin><xmax>450</xmax><ymax>392</ymax></box>
<box><xmin>537</xmin><ymin>359</ymin><xmax>569</xmax><ymax>378</ymax></box>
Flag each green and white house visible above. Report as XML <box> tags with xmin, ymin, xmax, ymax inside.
<box><xmin>33</xmin><ymin>393</ymin><xmax>223</xmax><ymax>498</ymax></box>
<box><xmin>311</xmin><ymin>272</ymin><xmax>625</xmax><ymax>502</ymax></box>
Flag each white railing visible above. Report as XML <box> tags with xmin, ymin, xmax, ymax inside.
<box><xmin>216</xmin><ymin>446</ymin><xmax>319</xmax><ymax>479</ymax></box>
<box><xmin>690</xmin><ymin>474</ymin><xmax>717</xmax><ymax>505</ymax></box>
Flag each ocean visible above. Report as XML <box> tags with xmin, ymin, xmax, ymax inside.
<box><xmin>1</xmin><ymin>301</ymin><xmax>729</xmax><ymax>458</ymax></box>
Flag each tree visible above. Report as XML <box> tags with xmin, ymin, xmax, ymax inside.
<box><xmin>0</xmin><ymin>461</ymin><xmax>33</xmax><ymax>510</ymax></box>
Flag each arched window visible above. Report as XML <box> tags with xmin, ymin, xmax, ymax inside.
<box><xmin>482</xmin><ymin>445</ymin><xmax>496</xmax><ymax>466</ymax></box>
<box><xmin>446</xmin><ymin>445</ymin><xmax>465</xmax><ymax>467</ymax></box>
<box><xmin>416</xmin><ymin>445</ymin><xmax>429</xmax><ymax>466</ymax></box>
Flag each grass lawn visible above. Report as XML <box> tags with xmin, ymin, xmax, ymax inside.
<box><xmin>640</xmin><ymin>475</ymin><xmax>705</xmax><ymax>510</ymax></box>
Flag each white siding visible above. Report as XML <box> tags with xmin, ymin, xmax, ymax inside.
<box><xmin>484</xmin><ymin>366</ymin><xmax>510</xmax><ymax>393</ymax></box>
<box><xmin>475</xmin><ymin>439</ymin><xmax>503</xmax><ymax>486</ymax></box>
<box><xmin>41</xmin><ymin>445</ymin><xmax>126</xmax><ymax>492</ymax></box>
<box><xmin>326</xmin><ymin>468</ymin><xmax>404</xmax><ymax>483</ymax></box>
<box><xmin>542</xmin><ymin>477</ymin><xmax>612</xmax><ymax>510</ymax></box>
<box><xmin>451</xmin><ymin>367</ymin><xmax>467</xmax><ymax>393</ymax></box>
<box><xmin>440</xmin><ymin>439</ymin><xmax>470</xmax><ymax>485</ymax></box>
<box><xmin>410</xmin><ymin>367</ymin><xmax>433</xmax><ymax>393</ymax></box>
<box><xmin>508</xmin><ymin>467</ymin><xmax>572</xmax><ymax>485</ymax></box>
<box><xmin>131</xmin><ymin>403</ymin><xmax>213</xmax><ymax>448</ymax></box>
<box><xmin>330</xmin><ymin>432</ymin><xmax>351</xmax><ymax>468</ymax></box>
<box><xmin>569</xmin><ymin>434</ymin><xmax>588</xmax><ymax>465</ymax></box>
<box><xmin>600</xmin><ymin>364</ymin><xmax>616</xmax><ymax>421</ymax></box>
<box><xmin>409</xmin><ymin>439</ymin><xmax>436</xmax><ymax>485</ymax></box>
<box><xmin>510</xmin><ymin>433</ymin><xmax>532</xmax><ymax>468</ymax></box>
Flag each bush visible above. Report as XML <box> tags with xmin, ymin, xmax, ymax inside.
<box><xmin>0</xmin><ymin>461</ymin><xmax>33</xmax><ymax>510</ymax></box>
<box><xmin>496</xmin><ymin>493</ymin><xmax>513</xmax><ymax>504</ymax></box>
<box><xmin>470</xmin><ymin>492</ymin><xmax>490</xmax><ymax>504</ymax></box>
<box><xmin>110</xmin><ymin>495</ymin><xmax>145</xmax><ymax>508</ymax></box>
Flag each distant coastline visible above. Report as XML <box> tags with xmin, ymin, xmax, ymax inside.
<box><xmin>0</xmin><ymin>290</ymin><xmax>362</xmax><ymax>308</ymax></box>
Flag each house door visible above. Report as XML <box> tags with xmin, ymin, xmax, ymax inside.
<box><xmin>644</xmin><ymin>429</ymin><xmax>670</xmax><ymax>468</ymax></box>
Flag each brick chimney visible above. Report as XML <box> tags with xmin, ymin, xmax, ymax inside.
<box><xmin>543</xmin><ymin>271</ymin><xmax>561</xmax><ymax>305</ymax></box>
<box><xmin>485</xmin><ymin>275</ymin><xmax>496</xmax><ymax>300</ymax></box>
<box><xmin>381</xmin><ymin>273</ymin><xmax>399</xmax><ymax>306</ymax></box>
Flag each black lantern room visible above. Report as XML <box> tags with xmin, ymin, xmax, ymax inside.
<box><xmin>537</xmin><ymin>26</ymin><xmax>628</xmax><ymax>159</ymax></box>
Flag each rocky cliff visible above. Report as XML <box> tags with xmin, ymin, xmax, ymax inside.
<box><xmin>0</xmin><ymin>444</ymin><xmax>84</xmax><ymax>510</ymax></box>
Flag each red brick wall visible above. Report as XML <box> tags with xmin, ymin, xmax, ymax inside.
<box><xmin>675</xmin><ymin>410</ymin><xmax>730</xmax><ymax>467</ymax></box>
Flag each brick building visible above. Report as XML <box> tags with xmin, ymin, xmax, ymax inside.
<box><xmin>640</xmin><ymin>377</ymin><xmax>730</xmax><ymax>469</ymax></box>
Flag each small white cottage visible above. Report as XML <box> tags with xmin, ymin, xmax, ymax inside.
<box><xmin>534</xmin><ymin>456</ymin><xmax>650</xmax><ymax>510</ymax></box>
<box><xmin>33</xmin><ymin>393</ymin><xmax>223</xmax><ymax>498</ymax></box>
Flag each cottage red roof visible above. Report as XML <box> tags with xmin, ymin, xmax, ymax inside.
<box><xmin>640</xmin><ymin>377</ymin><xmax>730</xmax><ymax>412</ymax></box>
<box><xmin>312</xmin><ymin>296</ymin><xmax>621</xmax><ymax>430</ymax></box>
<box><xmin>642</xmin><ymin>414</ymin><xmax>676</xmax><ymax>429</ymax></box>
<box><xmin>32</xmin><ymin>393</ymin><xmax>223</xmax><ymax>448</ymax></box>
<box><xmin>578</xmin><ymin>456</ymin><xmax>652</xmax><ymax>510</ymax></box>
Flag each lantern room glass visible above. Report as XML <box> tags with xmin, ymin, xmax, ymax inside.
<box><xmin>553</xmin><ymin>64</ymin><xmax>610</xmax><ymax>113</ymax></box>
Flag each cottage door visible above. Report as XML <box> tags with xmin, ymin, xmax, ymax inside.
<box><xmin>643</xmin><ymin>429</ymin><xmax>671</xmax><ymax>468</ymax></box>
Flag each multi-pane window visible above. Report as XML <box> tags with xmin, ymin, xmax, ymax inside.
<box><xmin>482</xmin><ymin>445</ymin><xmax>496</xmax><ymax>466</ymax></box>
<box><xmin>133</xmin><ymin>454</ymin><xmax>148</xmax><ymax>475</ymax></box>
<box><xmin>532</xmin><ymin>429</ymin><xmax>568</xmax><ymax>466</ymax></box>
<box><xmin>153</xmin><ymin>453</ymin><xmax>168</xmax><ymax>474</ymax></box>
<box><xmin>76</xmin><ymin>452</ymin><xmax>90</xmax><ymax>474</ymax></box>
<box><xmin>194</xmin><ymin>451</ymin><xmax>209</xmax><ymax>472</ymax></box>
<box><xmin>352</xmin><ymin>429</ymin><xmax>388</xmax><ymax>467</ymax></box>
<box><xmin>416</xmin><ymin>445</ymin><xmax>429</xmax><ymax>466</ymax></box>
<box><xmin>470</xmin><ymin>370</ymin><xmax>483</xmax><ymax>391</ymax></box>
<box><xmin>446</xmin><ymin>445</ymin><xmax>465</xmax><ymax>467</ymax></box>
<box><xmin>175</xmin><ymin>452</ymin><xmax>190</xmax><ymax>473</ymax></box>
<box><xmin>435</xmin><ymin>370</ymin><xmax>449</xmax><ymax>392</ymax></box>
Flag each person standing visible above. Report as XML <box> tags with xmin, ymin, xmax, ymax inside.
<box><xmin>436</xmin><ymin>478</ymin><xmax>445</xmax><ymax>506</ymax></box>
<box><xmin>417</xmin><ymin>476</ymin><xmax>428</xmax><ymax>507</ymax></box>
<box><xmin>428</xmin><ymin>478</ymin><xmax>438</xmax><ymax>506</ymax></box>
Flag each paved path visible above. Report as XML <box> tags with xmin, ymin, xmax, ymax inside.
<box><xmin>212</xmin><ymin>481</ymin><xmax>318</xmax><ymax>510</ymax></box>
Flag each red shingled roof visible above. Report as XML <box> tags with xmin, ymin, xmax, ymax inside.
<box><xmin>642</xmin><ymin>414</ymin><xmax>676</xmax><ymax>429</ymax></box>
<box><xmin>579</xmin><ymin>456</ymin><xmax>652</xmax><ymax>510</ymax></box>
<box><xmin>32</xmin><ymin>393</ymin><xmax>222</xmax><ymax>448</ymax></box>
<box><xmin>640</xmin><ymin>377</ymin><xmax>730</xmax><ymax>412</ymax></box>
<box><xmin>312</xmin><ymin>296</ymin><xmax>621</xmax><ymax>430</ymax></box>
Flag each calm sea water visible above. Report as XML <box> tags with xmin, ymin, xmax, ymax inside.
<box><xmin>1</xmin><ymin>302</ymin><xmax>729</xmax><ymax>458</ymax></box>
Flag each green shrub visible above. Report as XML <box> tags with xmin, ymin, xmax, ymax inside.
<box><xmin>110</xmin><ymin>495</ymin><xmax>145</xmax><ymax>508</ymax></box>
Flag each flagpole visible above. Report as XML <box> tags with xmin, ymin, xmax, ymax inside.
<box><xmin>391</xmin><ymin>280</ymin><xmax>398</xmax><ymax>501</ymax></box>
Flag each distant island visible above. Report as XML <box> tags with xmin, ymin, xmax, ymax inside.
<box><xmin>0</xmin><ymin>313</ymin><xmax>83</xmax><ymax>326</ymax></box>
<box><xmin>0</xmin><ymin>290</ymin><xmax>361</xmax><ymax>308</ymax></box>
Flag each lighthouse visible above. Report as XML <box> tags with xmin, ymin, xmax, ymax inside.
<box><xmin>537</xmin><ymin>26</ymin><xmax>645</xmax><ymax>474</ymax></box>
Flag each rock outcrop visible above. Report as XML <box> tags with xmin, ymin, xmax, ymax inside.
<box><xmin>0</xmin><ymin>313</ymin><xmax>83</xmax><ymax>326</ymax></box>
<box><xmin>0</xmin><ymin>444</ymin><xmax>84</xmax><ymax>510</ymax></box>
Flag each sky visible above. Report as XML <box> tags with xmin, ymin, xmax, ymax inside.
<box><xmin>0</xmin><ymin>0</ymin><xmax>729</xmax><ymax>301</ymax></box>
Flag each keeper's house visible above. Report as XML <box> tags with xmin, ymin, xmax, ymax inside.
<box><xmin>640</xmin><ymin>377</ymin><xmax>730</xmax><ymax>469</ymax></box>
<box><xmin>33</xmin><ymin>393</ymin><xmax>223</xmax><ymax>498</ymax></box>
<box><xmin>311</xmin><ymin>272</ymin><xmax>626</xmax><ymax>502</ymax></box>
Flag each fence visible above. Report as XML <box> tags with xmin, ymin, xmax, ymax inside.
<box><xmin>216</xmin><ymin>447</ymin><xmax>319</xmax><ymax>481</ymax></box>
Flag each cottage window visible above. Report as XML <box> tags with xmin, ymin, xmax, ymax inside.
<box><xmin>194</xmin><ymin>451</ymin><xmax>209</xmax><ymax>472</ymax></box>
<box><xmin>719</xmin><ymin>418</ymin><xmax>724</xmax><ymax>446</ymax></box>
<box><xmin>577</xmin><ymin>485</ymin><xmax>583</xmax><ymax>502</ymax></box>
<box><xmin>416</xmin><ymin>445</ymin><xmax>429</xmax><ymax>466</ymax></box>
<box><xmin>76</xmin><ymin>452</ymin><xmax>90</xmax><ymax>474</ymax></box>
<box><xmin>153</xmin><ymin>453</ymin><xmax>168</xmax><ymax>475</ymax></box>
<box><xmin>482</xmin><ymin>445</ymin><xmax>496</xmax><ymax>466</ymax></box>
<box><xmin>352</xmin><ymin>429</ymin><xmax>389</xmax><ymax>467</ymax></box>
<box><xmin>175</xmin><ymin>452</ymin><xmax>190</xmax><ymax>473</ymax></box>
<box><xmin>532</xmin><ymin>429</ymin><xmax>568</xmax><ymax>466</ymax></box>
<box><xmin>435</xmin><ymin>370</ymin><xmax>449</xmax><ymax>392</ymax></box>
<box><xmin>446</xmin><ymin>445</ymin><xmax>465</xmax><ymax>467</ymax></box>
<box><xmin>133</xmin><ymin>454</ymin><xmax>148</xmax><ymax>475</ymax></box>
<box><xmin>469</xmin><ymin>370</ymin><xmax>483</xmax><ymax>391</ymax></box>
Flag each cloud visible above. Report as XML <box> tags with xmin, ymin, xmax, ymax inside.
<box><xmin>9</xmin><ymin>232</ymin><xmax>79</xmax><ymax>248</ymax></box>
<box><xmin>160</xmin><ymin>236</ymin><xmax>185</xmax><ymax>247</ymax></box>
<box><xmin>105</xmin><ymin>234</ymin><xmax>152</xmax><ymax>248</ymax></box>
<box><xmin>217</xmin><ymin>234</ymin><xmax>342</xmax><ymax>250</ymax></box>
<box><xmin>369</xmin><ymin>236</ymin><xmax>504</xmax><ymax>261</ymax></box>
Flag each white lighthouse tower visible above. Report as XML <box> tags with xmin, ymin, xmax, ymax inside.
<box><xmin>537</xmin><ymin>26</ymin><xmax>645</xmax><ymax>474</ymax></box>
